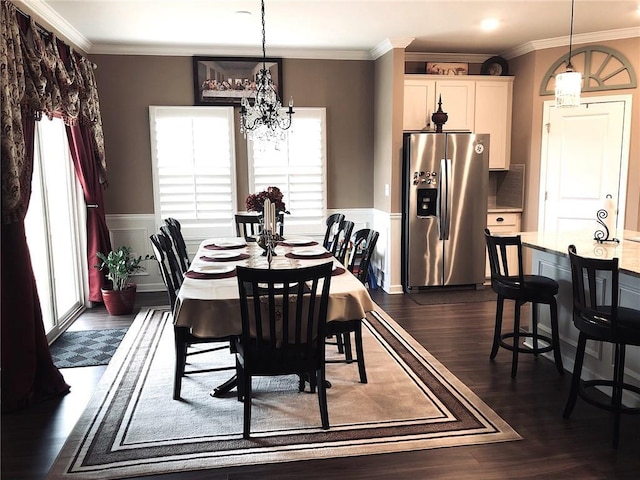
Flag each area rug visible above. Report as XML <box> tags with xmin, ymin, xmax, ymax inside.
<box><xmin>47</xmin><ymin>306</ymin><xmax>520</xmax><ymax>479</ymax></box>
<box><xmin>50</xmin><ymin>328</ymin><xmax>129</xmax><ymax>368</ymax></box>
<box><xmin>409</xmin><ymin>287</ymin><xmax>497</xmax><ymax>305</ymax></box>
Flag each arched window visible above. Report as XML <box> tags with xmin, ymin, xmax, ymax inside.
<box><xmin>540</xmin><ymin>45</ymin><xmax>637</xmax><ymax>96</ymax></box>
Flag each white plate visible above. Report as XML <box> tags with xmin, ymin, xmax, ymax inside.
<box><xmin>214</xmin><ymin>239</ymin><xmax>246</xmax><ymax>248</ymax></box>
<box><xmin>284</xmin><ymin>237</ymin><xmax>314</xmax><ymax>245</ymax></box>
<box><xmin>292</xmin><ymin>247</ymin><xmax>327</xmax><ymax>257</ymax></box>
<box><xmin>258</xmin><ymin>282</ymin><xmax>299</xmax><ymax>290</ymax></box>
<box><xmin>190</xmin><ymin>264</ymin><xmax>235</xmax><ymax>275</ymax></box>
<box><xmin>203</xmin><ymin>251</ymin><xmax>241</xmax><ymax>260</ymax></box>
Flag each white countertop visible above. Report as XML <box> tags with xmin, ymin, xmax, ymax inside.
<box><xmin>519</xmin><ymin>230</ymin><xmax>640</xmax><ymax>277</ymax></box>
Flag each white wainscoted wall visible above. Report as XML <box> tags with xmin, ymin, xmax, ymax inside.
<box><xmin>105</xmin><ymin>209</ymin><xmax>404</xmax><ymax>295</ymax></box>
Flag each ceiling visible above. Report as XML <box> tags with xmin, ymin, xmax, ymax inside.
<box><xmin>18</xmin><ymin>0</ymin><xmax>640</xmax><ymax>60</ymax></box>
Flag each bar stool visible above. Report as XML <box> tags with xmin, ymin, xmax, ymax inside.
<box><xmin>484</xmin><ymin>229</ymin><xmax>564</xmax><ymax>378</ymax></box>
<box><xmin>563</xmin><ymin>245</ymin><xmax>640</xmax><ymax>448</ymax></box>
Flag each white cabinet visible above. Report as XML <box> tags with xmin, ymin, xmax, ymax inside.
<box><xmin>403</xmin><ymin>77</ymin><xmax>475</xmax><ymax>132</ymax></box>
<box><xmin>475</xmin><ymin>79</ymin><xmax>513</xmax><ymax>170</ymax></box>
<box><xmin>485</xmin><ymin>212</ymin><xmax>522</xmax><ymax>278</ymax></box>
<box><xmin>403</xmin><ymin>75</ymin><xmax>513</xmax><ymax>170</ymax></box>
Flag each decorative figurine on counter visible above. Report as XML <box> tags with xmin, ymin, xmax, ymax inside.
<box><xmin>593</xmin><ymin>195</ymin><xmax>620</xmax><ymax>244</ymax></box>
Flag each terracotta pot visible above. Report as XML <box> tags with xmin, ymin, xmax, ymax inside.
<box><xmin>101</xmin><ymin>283</ymin><xmax>137</xmax><ymax>316</ymax></box>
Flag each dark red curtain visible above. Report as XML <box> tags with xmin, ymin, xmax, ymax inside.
<box><xmin>66</xmin><ymin>123</ymin><xmax>112</xmax><ymax>302</ymax></box>
<box><xmin>1</xmin><ymin>114</ymin><xmax>70</xmax><ymax>413</ymax></box>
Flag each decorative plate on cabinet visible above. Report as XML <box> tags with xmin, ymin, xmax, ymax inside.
<box><xmin>481</xmin><ymin>56</ymin><xmax>509</xmax><ymax>76</ymax></box>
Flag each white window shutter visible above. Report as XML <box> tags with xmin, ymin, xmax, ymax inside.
<box><xmin>248</xmin><ymin>108</ymin><xmax>327</xmax><ymax>236</ymax></box>
<box><xmin>149</xmin><ymin>106</ymin><xmax>237</xmax><ymax>238</ymax></box>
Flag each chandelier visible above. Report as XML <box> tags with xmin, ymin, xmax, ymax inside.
<box><xmin>555</xmin><ymin>0</ymin><xmax>582</xmax><ymax>107</ymax></box>
<box><xmin>240</xmin><ymin>0</ymin><xmax>294</xmax><ymax>143</ymax></box>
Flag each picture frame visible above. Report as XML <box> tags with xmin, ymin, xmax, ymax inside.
<box><xmin>425</xmin><ymin>62</ymin><xmax>468</xmax><ymax>76</ymax></box>
<box><xmin>192</xmin><ymin>56</ymin><xmax>283</xmax><ymax>106</ymax></box>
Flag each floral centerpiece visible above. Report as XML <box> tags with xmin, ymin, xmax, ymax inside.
<box><xmin>245</xmin><ymin>186</ymin><xmax>290</xmax><ymax>214</ymax></box>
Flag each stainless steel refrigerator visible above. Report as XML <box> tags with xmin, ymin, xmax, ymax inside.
<box><xmin>402</xmin><ymin>132</ymin><xmax>489</xmax><ymax>291</ymax></box>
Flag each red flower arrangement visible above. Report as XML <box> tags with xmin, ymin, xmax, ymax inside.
<box><xmin>245</xmin><ymin>186</ymin><xmax>290</xmax><ymax>214</ymax></box>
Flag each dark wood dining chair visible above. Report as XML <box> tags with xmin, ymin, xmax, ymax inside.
<box><xmin>322</xmin><ymin>213</ymin><xmax>345</xmax><ymax>251</ymax></box>
<box><xmin>149</xmin><ymin>232</ymin><xmax>234</xmax><ymax>400</ymax></box>
<box><xmin>564</xmin><ymin>245</ymin><xmax>640</xmax><ymax>448</ymax></box>
<box><xmin>331</xmin><ymin>220</ymin><xmax>354</xmax><ymax>265</ymax></box>
<box><xmin>326</xmin><ymin>228</ymin><xmax>379</xmax><ymax>384</ymax></box>
<box><xmin>484</xmin><ymin>228</ymin><xmax>564</xmax><ymax>378</ymax></box>
<box><xmin>163</xmin><ymin>217</ymin><xmax>190</xmax><ymax>274</ymax></box>
<box><xmin>235</xmin><ymin>212</ymin><xmax>285</xmax><ymax>240</ymax></box>
<box><xmin>235</xmin><ymin>262</ymin><xmax>333</xmax><ymax>439</ymax></box>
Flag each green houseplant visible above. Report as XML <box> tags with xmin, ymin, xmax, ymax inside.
<box><xmin>95</xmin><ymin>246</ymin><xmax>151</xmax><ymax>315</ymax></box>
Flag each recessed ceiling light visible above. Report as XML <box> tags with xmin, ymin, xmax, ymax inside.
<box><xmin>481</xmin><ymin>18</ymin><xmax>500</xmax><ymax>31</ymax></box>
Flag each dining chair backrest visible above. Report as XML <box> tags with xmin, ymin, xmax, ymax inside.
<box><xmin>164</xmin><ymin>218</ymin><xmax>190</xmax><ymax>274</ymax></box>
<box><xmin>484</xmin><ymin>228</ymin><xmax>524</xmax><ymax>288</ymax></box>
<box><xmin>323</xmin><ymin>213</ymin><xmax>345</xmax><ymax>250</ymax></box>
<box><xmin>149</xmin><ymin>232</ymin><xmax>183</xmax><ymax>309</ymax></box>
<box><xmin>332</xmin><ymin>220</ymin><xmax>354</xmax><ymax>265</ymax></box>
<box><xmin>568</xmin><ymin>244</ymin><xmax>620</xmax><ymax>332</ymax></box>
<box><xmin>347</xmin><ymin>229</ymin><xmax>379</xmax><ymax>285</ymax></box>
<box><xmin>236</xmin><ymin>262</ymin><xmax>332</xmax><ymax>365</ymax></box>
<box><xmin>235</xmin><ymin>212</ymin><xmax>285</xmax><ymax>240</ymax></box>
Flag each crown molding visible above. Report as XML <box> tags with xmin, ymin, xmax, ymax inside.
<box><xmin>18</xmin><ymin>0</ymin><xmax>92</xmax><ymax>52</ymax></box>
<box><xmin>370</xmin><ymin>38</ymin><xmax>415</xmax><ymax>60</ymax></box>
<box><xmin>404</xmin><ymin>52</ymin><xmax>496</xmax><ymax>63</ymax></box>
<box><xmin>89</xmin><ymin>43</ymin><xmax>372</xmax><ymax>60</ymax></box>
<box><xmin>501</xmin><ymin>26</ymin><xmax>640</xmax><ymax>60</ymax></box>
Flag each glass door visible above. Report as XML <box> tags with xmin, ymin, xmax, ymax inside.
<box><xmin>24</xmin><ymin>118</ymin><xmax>87</xmax><ymax>340</ymax></box>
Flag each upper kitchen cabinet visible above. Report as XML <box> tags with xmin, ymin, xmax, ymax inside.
<box><xmin>474</xmin><ymin>78</ymin><xmax>513</xmax><ymax>170</ymax></box>
<box><xmin>403</xmin><ymin>75</ymin><xmax>513</xmax><ymax>170</ymax></box>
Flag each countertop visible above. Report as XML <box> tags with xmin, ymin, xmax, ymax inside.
<box><xmin>488</xmin><ymin>206</ymin><xmax>523</xmax><ymax>213</ymax></box>
<box><xmin>519</xmin><ymin>230</ymin><xmax>640</xmax><ymax>278</ymax></box>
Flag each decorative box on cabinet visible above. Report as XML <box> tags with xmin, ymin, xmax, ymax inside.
<box><xmin>403</xmin><ymin>75</ymin><xmax>513</xmax><ymax>170</ymax></box>
<box><xmin>485</xmin><ymin>212</ymin><xmax>522</xmax><ymax>278</ymax></box>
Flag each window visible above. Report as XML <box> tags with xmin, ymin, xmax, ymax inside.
<box><xmin>248</xmin><ymin>108</ymin><xmax>327</xmax><ymax>236</ymax></box>
<box><xmin>149</xmin><ymin>106</ymin><xmax>237</xmax><ymax>238</ymax></box>
<box><xmin>25</xmin><ymin>118</ymin><xmax>87</xmax><ymax>339</ymax></box>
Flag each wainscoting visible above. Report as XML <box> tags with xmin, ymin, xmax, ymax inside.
<box><xmin>105</xmin><ymin>209</ymin><xmax>403</xmax><ymax>294</ymax></box>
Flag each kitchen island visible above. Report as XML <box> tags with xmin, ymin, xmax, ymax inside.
<box><xmin>519</xmin><ymin>230</ymin><xmax>640</xmax><ymax>406</ymax></box>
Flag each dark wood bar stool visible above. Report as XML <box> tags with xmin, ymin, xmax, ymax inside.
<box><xmin>564</xmin><ymin>245</ymin><xmax>640</xmax><ymax>448</ymax></box>
<box><xmin>484</xmin><ymin>229</ymin><xmax>564</xmax><ymax>378</ymax></box>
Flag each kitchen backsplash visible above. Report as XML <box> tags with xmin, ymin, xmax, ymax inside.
<box><xmin>488</xmin><ymin>164</ymin><xmax>524</xmax><ymax>210</ymax></box>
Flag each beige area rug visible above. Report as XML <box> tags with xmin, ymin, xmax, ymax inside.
<box><xmin>47</xmin><ymin>306</ymin><xmax>520</xmax><ymax>479</ymax></box>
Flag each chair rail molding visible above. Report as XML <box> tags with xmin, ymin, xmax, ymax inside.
<box><xmin>105</xmin><ymin>214</ymin><xmax>164</xmax><ymax>292</ymax></box>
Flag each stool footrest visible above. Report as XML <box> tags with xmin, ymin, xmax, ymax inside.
<box><xmin>579</xmin><ymin>379</ymin><xmax>640</xmax><ymax>414</ymax></box>
<box><xmin>499</xmin><ymin>332</ymin><xmax>554</xmax><ymax>354</ymax></box>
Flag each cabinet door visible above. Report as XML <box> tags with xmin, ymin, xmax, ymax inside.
<box><xmin>475</xmin><ymin>80</ymin><xmax>513</xmax><ymax>170</ymax></box>
<box><xmin>403</xmin><ymin>79</ymin><xmax>435</xmax><ymax>130</ymax></box>
<box><xmin>435</xmin><ymin>80</ymin><xmax>475</xmax><ymax>131</ymax></box>
<box><xmin>485</xmin><ymin>213</ymin><xmax>522</xmax><ymax>278</ymax></box>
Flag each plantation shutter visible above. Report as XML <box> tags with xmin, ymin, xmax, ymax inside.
<box><xmin>149</xmin><ymin>106</ymin><xmax>237</xmax><ymax>238</ymax></box>
<box><xmin>248</xmin><ymin>108</ymin><xmax>327</xmax><ymax>236</ymax></box>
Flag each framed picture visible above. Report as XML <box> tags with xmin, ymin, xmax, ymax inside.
<box><xmin>426</xmin><ymin>62</ymin><xmax>468</xmax><ymax>76</ymax></box>
<box><xmin>192</xmin><ymin>56</ymin><xmax>283</xmax><ymax>106</ymax></box>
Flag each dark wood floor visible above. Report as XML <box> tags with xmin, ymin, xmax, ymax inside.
<box><xmin>3</xmin><ymin>290</ymin><xmax>639</xmax><ymax>479</ymax></box>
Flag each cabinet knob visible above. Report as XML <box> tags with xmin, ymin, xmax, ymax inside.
<box><xmin>496</xmin><ymin>217</ymin><xmax>504</xmax><ymax>222</ymax></box>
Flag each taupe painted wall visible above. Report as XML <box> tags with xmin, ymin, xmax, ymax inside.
<box><xmin>91</xmin><ymin>55</ymin><xmax>374</xmax><ymax>215</ymax></box>
<box><xmin>509</xmin><ymin>37</ymin><xmax>640</xmax><ymax>231</ymax></box>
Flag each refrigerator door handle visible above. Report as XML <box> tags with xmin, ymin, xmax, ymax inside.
<box><xmin>439</xmin><ymin>158</ymin><xmax>446</xmax><ymax>240</ymax></box>
<box><xmin>444</xmin><ymin>158</ymin><xmax>452</xmax><ymax>240</ymax></box>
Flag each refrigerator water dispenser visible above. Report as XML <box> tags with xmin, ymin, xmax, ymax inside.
<box><xmin>417</xmin><ymin>188</ymin><xmax>438</xmax><ymax>217</ymax></box>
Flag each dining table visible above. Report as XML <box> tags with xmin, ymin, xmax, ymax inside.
<box><xmin>172</xmin><ymin>235</ymin><xmax>377</xmax><ymax>396</ymax></box>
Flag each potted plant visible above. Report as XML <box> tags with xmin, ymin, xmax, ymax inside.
<box><xmin>95</xmin><ymin>246</ymin><xmax>151</xmax><ymax>316</ymax></box>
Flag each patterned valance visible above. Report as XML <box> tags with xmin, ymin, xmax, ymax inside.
<box><xmin>540</xmin><ymin>45</ymin><xmax>637</xmax><ymax>96</ymax></box>
<box><xmin>1</xmin><ymin>1</ymin><xmax>106</xmax><ymax>223</ymax></box>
